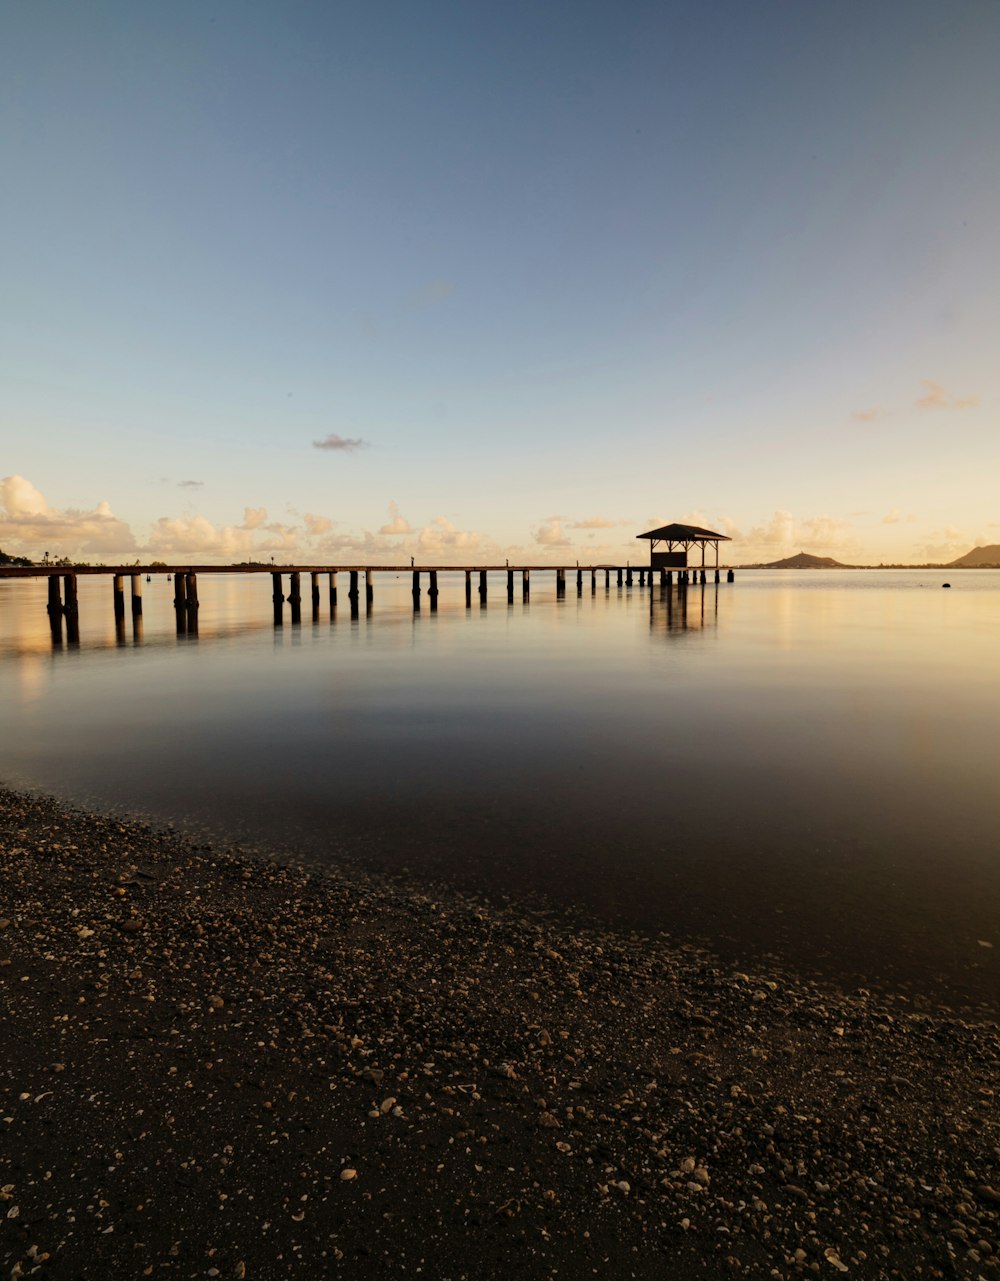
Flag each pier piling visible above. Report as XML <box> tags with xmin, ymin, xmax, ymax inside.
<box><xmin>522</xmin><ymin>568</ymin><xmax>530</xmax><ymax>600</ymax></box>
<box><xmin>130</xmin><ymin>573</ymin><xmax>143</xmax><ymax>617</ymax></box>
<box><xmin>289</xmin><ymin>571</ymin><xmax>302</xmax><ymax>624</ymax></box>
<box><xmin>63</xmin><ymin>575</ymin><xmax>79</xmax><ymax>643</ymax></box>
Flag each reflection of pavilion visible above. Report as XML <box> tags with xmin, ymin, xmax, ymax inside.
<box><xmin>649</xmin><ymin>579</ymin><xmax>719</xmax><ymax>635</ymax></box>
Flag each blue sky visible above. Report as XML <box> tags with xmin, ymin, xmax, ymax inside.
<box><xmin>2</xmin><ymin>0</ymin><xmax>998</xmax><ymax>564</ymax></box>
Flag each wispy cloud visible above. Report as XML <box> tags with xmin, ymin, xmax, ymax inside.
<box><xmin>568</xmin><ymin>516</ymin><xmax>627</xmax><ymax>530</ymax></box>
<box><xmin>882</xmin><ymin>509</ymin><xmax>902</xmax><ymax>525</ymax></box>
<box><xmin>312</xmin><ymin>433</ymin><xmax>369</xmax><ymax>452</ymax></box>
<box><xmin>915</xmin><ymin>379</ymin><xmax>978</xmax><ymax>411</ymax></box>
<box><xmin>852</xmin><ymin>407</ymin><xmax>882</xmax><ymax>423</ymax></box>
<box><xmin>177</xmin><ymin>479</ymin><xmax>203</xmax><ymax>489</ymax></box>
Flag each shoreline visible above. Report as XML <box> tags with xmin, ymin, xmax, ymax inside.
<box><xmin>2</xmin><ymin>785</ymin><xmax>997</xmax><ymax>1279</ymax></box>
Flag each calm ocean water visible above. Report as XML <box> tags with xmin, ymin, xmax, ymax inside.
<box><xmin>2</xmin><ymin>568</ymin><xmax>998</xmax><ymax>1008</ymax></box>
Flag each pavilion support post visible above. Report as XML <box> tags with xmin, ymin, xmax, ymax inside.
<box><xmin>272</xmin><ymin>572</ymin><xmax>284</xmax><ymax>625</ymax></box>
<box><xmin>465</xmin><ymin>569</ymin><xmax>472</xmax><ymax>607</ymax></box>
<box><xmin>715</xmin><ymin>568</ymin><xmax>720</xmax><ymax>583</ymax></box>
<box><xmin>522</xmin><ymin>568</ymin><xmax>530</xmax><ymax>600</ymax></box>
<box><xmin>604</xmin><ymin>569</ymin><xmax>610</xmax><ymax>589</ymax></box>
<box><xmin>63</xmin><ymin>574</ymin><xmax>79</xmax><ymax>643</ymax></box>
<box><xmin>626</xmin><ymin>567</ymin><xmax>633</xmax><ymax>587</ymax></box>
<box><xmin>311</xmin><ymin>571</ymin><xmax>321</xmax><ymax>618</ymax></box>
<box><xmin>507</xmin><ymin>568</ymin><xmax>514</xmax><ymax>602</ymax></box>
<box><xmin>130</xmin><ymin>573</ymin><xmax>143</xmax><ymax>617</ymax></box>
<box><xmin>591</xmin><ymin>568</ymin><xmax>596</xmax><ymax>593</ymax></box>
<box><xmin>289</xmin><ymin>571</ymin><xmax>302</xmax><ymax>624</ymax></box>
<box><xmin>329</xmin><ymin>571</ymin><xmax>338</xmax><ymax>613</ymax></box>
<box><xmin>727</xmin><ymin>569</ymin><xmax>735</xmax><ymax>583</ymax></box>
<box><xmin>479</xmin><ymin>569</ymin><xmax>487</xmax><ymax>602</ymax></box>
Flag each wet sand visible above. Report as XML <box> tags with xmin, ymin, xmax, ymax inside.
<box><xmin>1</xmin><ymin>786</ymin><xmax>997</xmax><ymax>1279</ymax></box>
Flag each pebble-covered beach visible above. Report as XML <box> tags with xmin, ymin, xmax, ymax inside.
<box><xmin>1</xmin><ymin>786</ymin><xmax>997</xmax><ymax>1280</ymax></box>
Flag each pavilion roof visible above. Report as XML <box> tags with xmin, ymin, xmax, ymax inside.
<box><xmin>636</xmin><ymin>523</ymin><xmax>732</xmax><ymax>543</ymax></box>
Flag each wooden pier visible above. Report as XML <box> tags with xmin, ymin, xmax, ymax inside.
<box><xmin>1</xmin><ymin>561</ymin><xmax>736</xmax><ymax>644</ymax></box>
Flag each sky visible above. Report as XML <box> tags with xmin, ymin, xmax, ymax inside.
<box><xmin>2</xmin><ymin>0</ymin><xmax>998</xmax><ymax>566</ymax></box>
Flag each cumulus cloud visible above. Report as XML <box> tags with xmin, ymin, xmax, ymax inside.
<box><xmin>378</xmin><ymin>502</ymin><xmax>412</xmax><ymax>535</ymax></box>
<box><xmin>915</xmin><ymin>527</ymin><xmax>969</xmax><ymax>561</ymax></box>
<box><xmin>747</xmin><ymin>510</ymin><xmax>796</xmax><ymax>548</ymax></box>
<box><xmin>146</xmin><ymin>515</ymin><xmax>258</xmax><ymax>560</ymax></box>
<box><xmin>916</xmin><ymin>379</ymin><xmax>978</xmax><ymax>411</ymax></box>
<box><xmin>417</xmin><ymin>516</ymin><xmax>489</xmax><ymax>555</ymax></box>
<box><xmin>312</xmin><ymin>433</ymin><xmax>368</xmax><ymax>452</ymax></box>
<box><xmin>882</xmin><ymin>509</ymin><xmax>902</xmax><ymax>524</ymax></box>
<box><xmin>532</xmin><ymin>517</ymin><xmax>571</xmax><ymax>547</ymax></box>
<box><xmin>0</xmin><ymin>474</ymin><xmax>137</xmax><ymax>557</ymax></box>
<box><xmin>303</xmin><ymin>513</ymin><xmax>332</xmax><ymax>536</ymax></box>
<box><xmin>241</xmin><ymin>506</ymin><xmax>267</xmax><ymax>530</ymax></box>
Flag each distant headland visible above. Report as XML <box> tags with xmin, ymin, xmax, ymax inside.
<box><xmin>742</xmin><ymin>545</ymin><xmax>1000</xmax><ymax>570</ymax></box>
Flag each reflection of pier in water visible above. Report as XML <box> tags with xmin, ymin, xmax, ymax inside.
<box><xmin>649</xmin><ymin>580</ymin><xmax>719</xmax><ymax>635</ymax></box>
<box><xmin>0</xmin><ymin>561</ymin><xmax>735</xmax><ymax>650</ymax></box>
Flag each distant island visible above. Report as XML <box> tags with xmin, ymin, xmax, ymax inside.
<box><xmin>742</xmin><ymin>545</ymin><xmax>1000</xmax><ymax>570</ymax></box>
<box><xmin>947</xmin><ymin>544</ymin><xmax>1000</xmax><ymax>568</ymax></box>
<box><xmin>743</xmin><ymin>551</ymin><xmax>856</xmax><ymax>569</ymax></box>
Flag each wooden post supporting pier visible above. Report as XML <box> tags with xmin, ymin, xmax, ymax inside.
<box><xmin>47</xmin><ymin>576</ymin><xmax>62</xmax><ymax>642</ymax></box>
<box><xmin>522</xmin><ymin>568</ymin><xmax>530</xmax><ymax>600</ymax></box>
<box><xmin>365</xmin><ymin>569</ymin><xmax>373</xmax><ymax>610</ymax></box>
<box><xmin>479</xmin><ymin>569</ymin><xmax>487</xmax><ymax>603</ymax></box>
<box><xmin>576</xmin><ymin>568</ymin><xmax>583</xmax><ymax>595</ymax></box>
<box><xmin>429</xmin><ymin>569</ymin><xmax>438</xmax><ymax>611</ymax></box>
<box><xmin>288</xmin><ymin>571</ymin><xmax>302</xmax><ymax>624</ymax></box>
<box><xmin>465</xmin><ymin>570</ymin><xmax>472</xmax><ymax>607</ymax></box>
<box><xmin>272</xmin><ymin>572</ymin><xmax>284</xmax><ymax>624</ymax></box>
<box><xmin>186</xmin><ymin>573</ymin><xmax>199</xmax><ymax>633</ymax></box>
<box><xmin>63</xmin><ymin>575</ymin><xmax>79</xmax><ymax>643</ymax></box>
<box><xmin>130</xmin><ymin>573</ymin><xmax>143</xmax><ymax>617</ymax></box>
<box><xmin>507</xmin><ymin>568</ymin><xmax>514</xmax><ymax>602</ymax></box>
<box><xmin>311</xmin><ymin>571</ymin><xmax>321</xmax><ymax>619</ymax></box>
<box><xmin>556</xmin><ymin>568</ymin><xmax>565</xmax><ymax>597</ymax></box>
<box><xmin>348</xmin><ymin>571</ymin><xmax>359</xmax><ymax>618</ymax></box>
<box><xmin>113</xmin><ymin>574</ymin><xmax>126</xmax><ymax>622</ymax></box>
<box><xmin>617</xmin><ymin>568</ymin><xmax>623</xmax><ymax>587</ymax></box>
<box><xmin>329</xmin><ymin>571</ymin><xmax>338</xmax><ymax>613</ymax></box>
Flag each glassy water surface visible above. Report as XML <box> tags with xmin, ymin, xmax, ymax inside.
<box><xmin>2</xmin><ymin>569</ymin><xmax>998</xmax><ymax>1008</ymax></box>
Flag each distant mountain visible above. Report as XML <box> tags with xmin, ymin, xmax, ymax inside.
<box><xmin>947</xmin><ymin>545</ymin><xmax>1000</xmax><ymax>568</ymax></box>
<box><xmin>752</xmin><ymin>551</ymin><xmax>853</xmax><ymax>569</ymax></box>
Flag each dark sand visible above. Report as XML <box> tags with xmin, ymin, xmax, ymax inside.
<box><xmin>1</xmin><ymin>787</ymin><xmax>997</xmax><ymax>1280</ymax></box>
